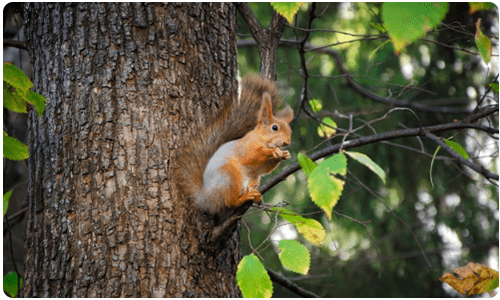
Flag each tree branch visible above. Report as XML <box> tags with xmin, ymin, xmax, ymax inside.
<box><xmin>424</xmin><ymin>131</ymin><xmax>499</xmax><ymax>181</ymax></box>
<box><xmin>236</xmin><ymin>3</ymin><xmax>285</xmax><ymax>79</ymax></box>
<box><xmin>3</xmin><ymin>38</ymin><xmax>27</xmax><ymax>50</ymax></box>
<box><xmin>266</xmin><ymin>268</ymin><xmax>321</xmax><ymax>298</ymax></box>
<box><xmin>259</xmin><ymin>105</ymin><xmax>499</xmax><ymax>194</ymax></box>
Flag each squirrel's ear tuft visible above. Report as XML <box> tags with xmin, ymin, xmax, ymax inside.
<box><xmin>276</xmin><ymin>105</ymin><xmax>294</xmax><ymax>123</ymax></box>
<box><xmin>259</xmin><ymin>92</ymin><xmax>274</xmax><ymax>124</ymax></box>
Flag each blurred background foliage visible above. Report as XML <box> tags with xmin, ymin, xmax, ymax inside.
<box><xmin>237</xmin><ymin>2</ymin><xmax>498</xmax><ymax>297</ymax></box>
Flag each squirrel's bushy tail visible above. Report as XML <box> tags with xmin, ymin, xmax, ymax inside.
<box><xmin>174</xmin><ymin>75</ymin><xmax>282</xmax><ymax>210</ymax></box>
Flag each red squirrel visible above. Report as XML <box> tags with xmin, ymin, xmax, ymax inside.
<box><xmin>175</xmin><ymin>75</ymin><xmax>293</xmax><ymax>216</ymax></box>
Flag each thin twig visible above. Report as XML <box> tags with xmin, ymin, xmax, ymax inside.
<box><xmin>348</xmin><ymin>171</ymin><xmax>433</xmax><ymax>267</ymax></box>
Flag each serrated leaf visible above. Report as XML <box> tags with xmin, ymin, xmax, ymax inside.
<box><xmin>475</xmin><ymin>18</ymin><xmax>492</xmax><ymax>64</ymax></box>
<box><xmin>444</xmin><ymin>139</ymin><xmax>469</xmax><ymax>160</ymax></box>
<box><xmin>382</xmin><ymin>3</ymin><xmax>449</xmax><ymax>53</ymax></box>
<box><xmin>317</xmin><ymin>117</ymin><xmax>337</xmax><ymax>138</ymax></box>
<box><xmin>3</xmin><ymin>63</ymin><xmax>33</xmax><ymax>94</ymax></box>
<box><xmin>3</xmin><ymin>82</ymin><xmax>28</xmax><ymax>113</ymax></box>
<box><xmin>309</xmin><ymin>99</ymin><xmax>322</xmax><ymax>112</ymax></box>
<box><xmin>469</xmin><ymin>2</ymin><xmax>497</xmax><ymax>14</ymax></box>
<box><xmin>270</xmin><ymin>2</ymin><xmax>303</xmax><ymax>24</ymax></box>
<box><xmin>489</xmin><ymin>82</ymin><xmax>499</xmax><ymax>93</ymax></box>
<box><xmin>3</xmin><ymin>132</ymin><xmax>29</xmax><ymax>161</ymax></box>
<box><xmin>271</xmin><ymin>207</ymin><xmax>326</xmax><ymax>244</ymax></box>
<box><xmin>4</xmin><ymin>190</ymin><xmax>13</xmax><ymax>219</ymax></box>
<box><xmin>439</xmin><ymin>262</ymin><xmax>499</xmax><ymax>296</ymax></box>
<box><xmin>308</xmin><ymin>153</ymin><xmax>347</xmax><ymax>219</ymax></box>
<box><xmin>278</xmin><ymin>240</ymin><xmax>310</xmax><ymax>275</ymax></box>
<box><xmin>297</xmin><ymin>153</ymin><xmax>317</xmax><ymax>177</ymax></box>
<box><xmin>345</xmin><ymin>151</ymin><xmax>386</xmax><ymax>184</ymax></box>
<box><xmin>309</xmin><ymin>172</ymin><xmax>344</xmax><ymax>220</ymax></box>
<box><xmin>237</xmin><ymin>254</ymin><xmax>273</xmax><ymax>298</ymax></box>
<box><xmin>26</xmin><ymin>90</ymin><xmax>46</xmax><ymax>117</ymax></box>
<box><xmin>3</xmin><ymin>271</ymin><xmax>22</xmax><ymax>297</ymax></box>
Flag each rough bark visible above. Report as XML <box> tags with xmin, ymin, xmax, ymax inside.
<box><xmin>23</xmin><ymin>3</ymin><xmax>241</xmax><ymax>297</ymax></box>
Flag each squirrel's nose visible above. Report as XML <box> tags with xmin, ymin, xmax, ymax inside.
<box><xmin>282</xmin><ymin>140</ymin><xmax>291</xmax><ymax>148</ymax></box>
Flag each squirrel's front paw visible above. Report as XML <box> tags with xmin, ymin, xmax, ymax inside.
<box><xmin>282</xmin><ymin>150</ymin><xmax>291</xmax><ymax>160</ymax></box>
<box><xmin>245</xmin><ymin>189</ymin><xmax>262</xmax><ymax>203</ymax></box>
<box><xmin>272</xmin><ymin>148</ymin><xmax>285</xmax><ymax>159</ymax></box>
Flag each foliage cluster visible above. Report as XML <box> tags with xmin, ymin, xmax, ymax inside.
<box><xmin>3</xmin><ymin>62</ymin><xmax>46</xmax><ymax>297</ymax></box>
<box><xmin>236</xmin><ymin>2</ymin><xmax>498</xmax><ymax>297</ymax></box>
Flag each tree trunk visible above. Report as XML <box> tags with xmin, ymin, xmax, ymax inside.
<box><xmin>23</xmin><ymin>3</ymin><xmax>241</xmax><ymax>297</ymax></box>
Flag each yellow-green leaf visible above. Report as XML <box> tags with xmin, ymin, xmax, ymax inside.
<box><xmin>3</xmin><ymin>131</ymin><xmax>29</xmax><ymax>161</ymax></box>
<box><xmin>475</xmin><ymin>18</ymin><xmax>492</xmax><ymax>64</ymax></box>
<box><xmin>4</xmin><ymin>190</ymin><xmax>13</xmax><ymax>218</ymax></box>
<box><xmin>237</xmin><ymin>254</ymin><xmax>273</xmax><ymax>298</ymax></box>
<box><xmin>278</xmin><ymin>240</ymin><xmax>310</xmax><ymax>275</ymax></box>
<box><xmin>308</xmin><ymin>153</ymin><xmax>346</xmax><ymax>219</ymax></box>
<box><xmin>309</xmin><ymin>99</ymin><xmax>322</xmax><ymax>112</ymax></box>
<box><xmin>439</xmin><ymin>262</ymin><xmax>499</xmax><ymax>296</ymax></box>
<box><xmin>317</xmin><ymin>117</ymin><xmax>337</xmax><ymax>138</ymax></box>
<box><xmin>444</xmin><ymin>139</ymin><xmax>469</xmax><ymax>160</ymax></box>
<box><xmin>271</xmin><ymin>207</ymin><xmax>326</xmax><ymax>245</ymax></box>
<box><xmin>3</xmin><ymin>82</ymin><xmax>28</xmax><ymax>113</ymax></box>
<box><xmin>345</xmin><ymin>151</ymin><xmax>386</xmax><ymax>184</ymax></box>
<box><xmin>382</xmin><ymin>3</ymin><xmax>449</xmax><ymax>53</ymax></box>
<box><xmin>270</xmin><ymin>2</ymin><xmax>303</xmax><ymax>24</ymax></box>
<box><xmin>26</xmin><ymin>90</ymin><xmax>46</xmax><ymax>117</ymax></box>
<box><xmin>3</xmin><ymin>63</ymin><xmax>33</xmax><ymax>94</ymax></box>
<box><xmin>297</xmin><ymin>153</ymin><xmax>317</xmax><ymax>177</ymax></box>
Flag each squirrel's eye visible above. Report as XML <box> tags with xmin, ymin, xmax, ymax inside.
<box><xmin>272</xmin><ymin>124</ymin><xmax>279</xmax><ymax>131</ymax></box>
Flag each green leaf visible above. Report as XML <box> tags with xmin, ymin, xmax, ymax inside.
<box><xmin>308</xmin><ymin>153</ymin><xmax>346</xmax><ymax>219</ymax></box>
<box><xmin>3</xmin><ymin>63</ymin><xmax>33</xmax><ymax>94</ymax></box>
<box><xmin>3</xmin><ymin>131</ymin><xmax>29</xmax><ymax>161</ymax></box>
<box><xmin>270</xmin><ymin>2</ymin><xmax>303</xmax><ymax>24</ymax></box>
<box><xmin>3</xmin><ymin>82</ymin><xmax>27</xmax><ymax>113</ymax></box>
<box><xmin>3</xmin><ymin>63</ymin><xmax>46</xmax><ymax>116</ymax></box>
<box><xmin>297</xmin><ymin>153</ymin><xmax>317</xmax><ymax>177</ymax></box>
<box><xmin>382</xmin><ymin>3</ymin><xmax>449</xmax><ymax>53</ymax></box>
<box><xmin>26</xmin><ymin>90</ymin><xmax>46</xmax><ymax>117</ymax></box>
<box><xmin>469</xmin><ymin>2</ymin><xmax>497</xmax><ymax>14</ymax></box>
<box><xmin>271</xmin><ymin>207</ymin><xmax>326</xmax><ymax>244</ymax></box>
<box><xmin>4</xmin><ymin>190</ymin><xmax>13</xmax><ymax>219</ymax></box>
<box><xmin>3</xmin><ymin>271</ymin><xmax>22</xmax><ymax>297</ymax></box>
<box><xmin>345</xmin><ymin>151</ymin><xmax>386</xmax><ymax>184</ymax></box>
<box><xmin>444</xmin><ymin>139</ymin><xmax>469</xmax><ymax>160</ymax></box>
<box><xmin>475</xmin><ymin>18</ymin><xmax>492</xmax><ymax>64</ymax></box>
<box><xmin>278</xmin><ymin>240</ymin><xmax>310</xmax><ymax>275</ymax></box>
<box><xmin>317</xmin><ymin>117</ymin><xmax>337</xmax><ymax>138</ymax></box>
<box><xmin>489</xmin><ymin>82</ymin><xmax>499</xmax><ymax>93</ymax></box>
<box><xmin>237</xmin><ymin>254</ymin><xmax>273</xmax><ymax>298</ymax></box>
<box><xmin>309</xmin><ymin>99</ymin><xmax>322</xmax><ymax>112</ymax></box>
